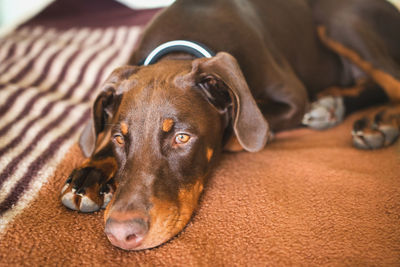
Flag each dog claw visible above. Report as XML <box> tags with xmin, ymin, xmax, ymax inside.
<box><xmin>352</xmin><ymin>111</ymin><xmax>400</xmax><ymax>150</ymax></box>
<box><xmin>303</xmin><ymin>96</ymin><xmax>345</xmax><ymax>130</ymax></box>
<box><xmin>65</xmin><ymin>176</ymin><xmax>72</xmax><ymax>184</ymax></box>
<box><xmin>102</xmin><ymin>192</ymin><xmax>113</xmax><ymax>209</ymax></box>
<box><xmin>60</xmin><ymin>167</ymin><xmax>115</xmax><ymax>212</ymax></box>
<box><xmin>352</xmin><ymin>130</ymin><xmax>384</xmax><ymax>149</ymax></box>
<box><xmin>61</xmin><ymin>191</ymin><xmax>79</xmax><ymax>211</ymax></box>
<box><xmin>61</xmin><ymin>183</ymin><xmax>69</xmax><ymax>194</ymax></box>
<box><xmin>378</xmin><ymin>125</ymin><xmax>399</xmax><ymax>146</ymax></box>
<box><xmin>79</xmin><ymin>196</ymin><xmax>100</xmax><ymax>213</ymax></box>
<box><xmin>61</xmin><ymin>185</ymin><xmax>111</xmax><ymax>212</ymax></box>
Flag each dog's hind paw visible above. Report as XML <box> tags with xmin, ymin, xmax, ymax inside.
<box><xmin>61</xmin><ymin>167</ymin><xmax>115</xmax><ymax>212</ymax></box>
<box><xmin>302</xmin><ymin>96</ymin><xmax>345</xmax><ymax>130</ymax></box>
<box><xmin>352</xmin><ymin>110</ymin><xmax>400</xmax><ymax>150</ymax></box>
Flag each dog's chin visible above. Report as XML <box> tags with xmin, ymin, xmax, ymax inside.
<box><xmin>106</xmin><ymin>180</ymin><xmax>204</xmax><ymax>251</ymax></box>
<box><xmin>107</xmin><ymin>210</ymin><xmax>193</xmax><ymax>251</ymax></box>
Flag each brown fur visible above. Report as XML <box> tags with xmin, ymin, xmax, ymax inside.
<box><xmin>71</xmin><ymin>0</ymin><xmax>400</xmax><ymax>251</ymax></box>
<box><xmin>317</xmin><ymin>26</ymin><xmax>400</xmax><ymax>102</ymax></box>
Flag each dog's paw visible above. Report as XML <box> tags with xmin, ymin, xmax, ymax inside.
<box><xmin>61</xmin><ymin>167</ymin><xmax>115</xmax><ymax>212</ymax></box>
<box><xmin>302</xmin><ymin>96</ymin><xmax>345</xmax><ymax>130</ymax></box>
<box><xmin>352</xmin><ymin>110</ymin><xmax>400</xmax><ymax>150</ymax></box>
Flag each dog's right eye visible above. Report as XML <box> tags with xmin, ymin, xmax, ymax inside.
<box><xmin>174</xmin><ymin>133</ymin><xmax>190</xmax><ymax>145</ymax></box>
<box><xmin>113</xmin><ymin>134</ymin><xmax>125</xmax><ymax>146</ymax></box>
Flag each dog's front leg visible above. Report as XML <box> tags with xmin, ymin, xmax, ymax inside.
<box><xmin>60</xmin><ymin>142</ymin><xmax>117</xmax><ymax>212</ymax></box>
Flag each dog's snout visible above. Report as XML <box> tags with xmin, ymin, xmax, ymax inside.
<box><xmin>105</xmin><ymin>213</ymin><xmax>149</xmax><ymax>250</ymax></box>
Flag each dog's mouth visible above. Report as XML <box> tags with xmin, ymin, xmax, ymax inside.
<box><xmin>104</xmin><ymin>180</ymin><xmax>204</xmax><ymax>251</ymax></box>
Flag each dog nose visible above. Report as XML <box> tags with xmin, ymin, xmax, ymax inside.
<box><xmin>105</xmin><ymin>213</ymin><xmax>149</xmax><ymax>250</ymax></box>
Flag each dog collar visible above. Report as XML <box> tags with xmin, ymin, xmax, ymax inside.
<box><xmin>142</xmin><ymin>40</ymin><xmax>215</xmax><ymax>66</ymax></box>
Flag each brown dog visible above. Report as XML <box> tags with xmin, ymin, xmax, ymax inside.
<box><xmin>61</xmin><ymin>0</ymin><xmax>400</xmax><ymax>250</ymax></box>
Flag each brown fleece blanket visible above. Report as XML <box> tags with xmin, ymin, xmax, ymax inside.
<box><xmin>0</xmin><ymin>0</ymin><xmax>400</xmax><ymax>265</ymax></box>
<box><xmin>1</xmin><ymin>107</ymin><xmax>400</xmax><ymax>266</ymax></box>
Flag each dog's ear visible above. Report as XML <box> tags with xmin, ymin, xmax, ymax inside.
<box><xmin>193</xmin><ymin>52</ymin><xmax>270</xmax><ymax>152</ymax></box>
<box><xmin>79</xmin><ymin>120</ymin><xmax>96</xmax><ymax>158</ymax></box>
<box><xmin>79</xmin><ymin>87</ymin><xmax>123</xmax><ymax>157</ymax></box>
<box><xmin>79</xmin><ymin>66</ymin><xmax>136</xmax><ymax>157</ymax></box>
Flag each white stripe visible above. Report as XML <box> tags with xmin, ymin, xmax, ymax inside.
<box><xmin>73</xmin><ymin>26</ymin><xmax>141</xmax><ymax>100</ymax></box>
<box><xmin>16</xmin><ymin>29</ymin><xmax>81</xmax><ymax>87</ymax></box>
<box><xmin>0</xmin><ymin>25</ymin><xmax>143</xmax><ymax>236</ymax></box>
<box><xmin>0</xmin><ymin>93</ymin><xmax>81</xmax><ymax>152</ymax></box>
<box><xmin>72</xmin><ymin>27</ymin><xmax>128</xmax><ymax>100</ymax></box>
<box><xmin>96</xmin><ymin>26</ymin><xmax>141</xmax><ymax>91</ymax></box>
<box><xmin>0</xmin><ymin>29</ymin><xmax>83</xmax><ymax>126</ymax></box>
<box><xmin>0</xmin><ymin>85</ymin><xmax>70</xmax><ymax>130</ymax></box>
<box><xmin>0</xmin><ymin>27</ymin><xmax>44</xmax><ymax>65</ymax></box>
<box><xmin>0</xmin><ymin>28</ymin><xmax>100</xmax><ymax>126</ymax></box>
<box><xmin>0</xmin><ymin>28</ymin><xmax>30</xmax><ymax>63</ymax></box>
<box><xmin>31</xmin><ymin>28</ymin><xmax>96</xmax><ymax>90</ymax></box>
<box><xmin>0</xmin><ymin>27</ymin><xmax>116</xmax><ymax>177</ymax></box>
<box><xmin>0</xmin><ymin>28</ymin><xmax>63</xmax><ymax>82</ymax></box>
<box><xmin>0</xmin><ymin>84</ymin><xmax>28</xmax><ymax>107</ymax></box>
<box><xmin>54</xmin><ymin>28</ymin><xmax>115</xmax><ymax>97</ymax></box>
<box><xmin>35</xmin><ymin>28</ymin><xmax>104</xmax><ymax>92</ymax></box>
<box><xmin>0</xmin><ymin>115</ymin><xmax>84</xmax><ymax>237</ymax></box>
<box><xmin>0</xmin><ymin>103</ymin><xmax>88</xmax><ymax>202</ymax></box>
<box><xmin>0</xmin><ymin>28</ymin><xmax>59</xmax><ymax>75</ymax></box>
<box><xmin>143</xmin><ymin>40</ymin><xmax>213</xmax><ymax>66</ymax></box>
<box><xmin>16</xmin><ymin>28</ymin><xmax>90</xmax><ymax>87</ymax></box>
<box><xmin>0</xmin><ymin>27</ymin><xmax>44</xmax><ymax>73</ymax></box>
<box><xmin>81</xmin><ymin>28</ymin><xmax>103</xmax><ymax>46</ymax></box>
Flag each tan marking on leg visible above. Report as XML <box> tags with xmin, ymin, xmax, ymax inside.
<box><xmin>162</xmin><ymin>119</ymin><xmax>174</xmax><ymax>132</ymax></box>
<box><xmin>120</xmin><ymin>122</ymin><xmax>128</xmax><ymax>135</ymax></box>
<box><xmin>206</xmin><ymin>147</ymin><xmax>213</xmax><ymax>162</ymax></box>
<box><xmin>317</xmin><ymin>26</ymin><xmax>400</xmax><ymax>103</ymax></box>
<box><xmin>318</xmin><ymin>78</ymin><xmax>369</xmax><ymax>98</ymax></box>
<box><xmin>75</xmin><ymin>157</ymin><xmax>118</xmax><ymax>211</ymax></box>
<box><xmin>81</xmin><ymin>157</ymin><xmax>118</xmax><ymax>178</ymax></box>
<box><xmin>104</xmin><ymin>195</ymin><xmax>116</xmax><ymax>223</ymax></box>
<box><xmin>94</xmin><ymin>130</ymin><xmax>111</xmax><ymax>154</ymax></box>
<box><xmin>379</xmin><ymin>108</ymin><xmax>400</xmax><ymax>128</ymax></box>
<box><xmin>223</xmin><ymin>136</ymin><xmax>244</xmax><ymax>152</ymax></box>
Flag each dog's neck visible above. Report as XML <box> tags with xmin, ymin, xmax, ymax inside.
<box><xmin>141</xmin><ymin>40</ymin><xmax>215</xmax><ymax>66</ymax></box>
<box><xmin>158</xmin><ymin>52</ymin><xmax>197</xmax><ymax>62</ymax></box>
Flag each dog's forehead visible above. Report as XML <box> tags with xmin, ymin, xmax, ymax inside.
<box><xmin>129</xmin><ymin>60</ymin><xmax>193</xmax><ymax>85</ymax></box>
<box><xmin>114</xmin><ymin>61</ymin><xmax>193</xmax><ymax>100</ymax></box>
<box><xmin>113</xmin><ymin>61</ymin><xmax>211</xmax><ymax>129</ymax></box>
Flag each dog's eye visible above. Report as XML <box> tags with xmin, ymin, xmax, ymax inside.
<box><xmin>113</xmin><ymin>134</ymin><xmax>124</xmax><ymax>145</ymax></box>
<box><xmin>175</xmin><ymin>133</ymin><xmax>190</xmax><ymax>144</ymax></box>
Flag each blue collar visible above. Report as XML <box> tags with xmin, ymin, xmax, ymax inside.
<box><xmin>141</xmin><ymin>40</ymin><xmax>215</xmax><ymax>66</ymax></box>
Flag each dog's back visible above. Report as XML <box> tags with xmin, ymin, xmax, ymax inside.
<box><xmin>131</xmin><ymin>0</ymin><xmax>343</xmax><ymax>97</ymax></box>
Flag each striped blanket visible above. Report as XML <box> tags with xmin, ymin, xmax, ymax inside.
<box><xmin>0</xmin><ymin>25</ymin><xmax>141</xmax><ymax>234</ymax></box>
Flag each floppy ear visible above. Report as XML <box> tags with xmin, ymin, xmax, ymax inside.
<box><xmin>79</xmin><ymin>88</ymin><xmax>123</xmax><ymax>157</ymax></box>
<box><xmin>79</xmin><ymin>120</ymin><xmax>96</xmax><ymax>158</ymax></box>
<box><xmin>194</xmin><ymin>52</ymin><xmax>270</xmax><ymax>152</ymax></box>
<box><xmin>79</xmin><ymin>66</ymin><xmax>137</xmax><ymax>157</ymax></box>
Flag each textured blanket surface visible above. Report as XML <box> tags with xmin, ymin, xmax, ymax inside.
<box><xmin>1</xmin><ymin>108</ymin><xmax>400</xmax><ymax>266</ymax></box>
<box><xmin>0</xmin><ymin>0</ymin><xmax>400</xmax><ymax>266</ymax></box>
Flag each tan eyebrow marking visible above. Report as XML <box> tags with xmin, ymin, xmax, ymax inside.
<box><xmin>206</xmin><ymin>148</ymin><xmax>213</xmax><ymax>162</ymax></box>
<box><xmin>120</xmin><ymin>122</ymin><xmax>128</xmax><ymax>135</ymax></box>
<box><xmin>162</xmin><ymin>119</ymin><xmax>174</xmax><ymax>132</ymax></box>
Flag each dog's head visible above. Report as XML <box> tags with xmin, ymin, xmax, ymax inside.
<box><xmin>80</xmin><ymin>52</ymin><xmax>270</xmax><ymax>250</ymax></box>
